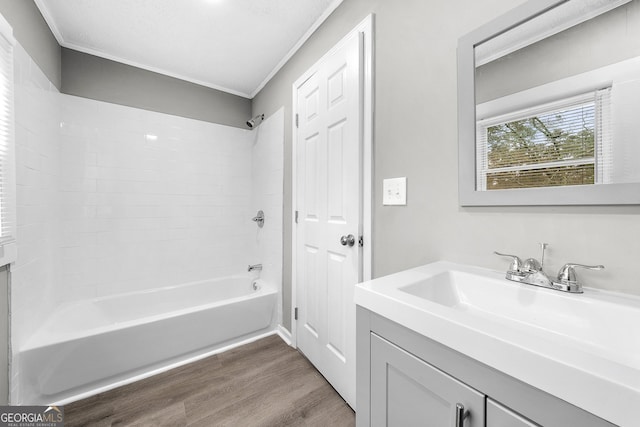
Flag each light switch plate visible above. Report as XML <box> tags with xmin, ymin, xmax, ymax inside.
<box><xmin>383</xmin><ymin>177</ymin><xmax>407</xmax><ymax>205</ymax></box>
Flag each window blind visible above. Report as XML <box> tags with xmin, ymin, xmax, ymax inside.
<box><xmin>476</xmin><ymin>89</ymin><xmax>612</xmax><ymax>191</ymax></box>
<box><xmin>0</xmin><ymin>15</ymin><xmax>16</xmax><ymax>265</ymax></box>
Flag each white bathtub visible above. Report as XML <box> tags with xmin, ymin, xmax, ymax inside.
<box><xmin>18</xmin><ymin>275</ymin><xmax>277</xmax><ymax>405</ymax></box>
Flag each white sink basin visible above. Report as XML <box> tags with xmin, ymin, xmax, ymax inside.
<box><xmin>355</xmin><ymin>261</ymin><xmax>640</xmax><ymax>427</ymax></box>
<box><xmin>398</xmin><ymin>269</ymin><xmax>640</xmax><ymax>366</ymax></box>
<box><xmin>400</xmin><ymin>271</ymin><xmax>465</xmax><ymax>306</ymax></box>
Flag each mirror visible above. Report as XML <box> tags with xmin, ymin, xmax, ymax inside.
<box><xmin>458</xmin><ymin>0</ymin><xmax>640</xmax><ymax>205</ymax></box>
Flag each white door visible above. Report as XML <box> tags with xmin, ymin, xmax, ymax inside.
<box><xmin>294</xmin><ymin>32</ymin><xmax>362</xmax><ymax>408</ymax></box>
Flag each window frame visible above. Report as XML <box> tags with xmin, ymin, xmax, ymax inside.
<box><xmin>475</xmin><ymin>90</ymin><xmax>610</xmax><ymax>191</ymax></box>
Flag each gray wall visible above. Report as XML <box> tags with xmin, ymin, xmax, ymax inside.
<box><xmin>253</xmin><ymin>0</ymin><xmax>640</xmax><ymax>332</ymax></box>
<box><xmin>476</xmin><ymin>0</ymin><xmax>640</xmax><ymax>103</ymax></box>
<box><xmin>62</xmin><ymin>49</ymin><xmax>252</xmax><ymax>129</ymax></box>
<box><xmin>0</xmin><ymin>0</ymin><xmax>61</xmax><ymax>89</ymax></box>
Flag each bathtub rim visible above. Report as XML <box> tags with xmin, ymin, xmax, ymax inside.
<box><xmin>21</xmin><ymin>276</ymin><xmax>276</xmax><ymax>352</ymax></box>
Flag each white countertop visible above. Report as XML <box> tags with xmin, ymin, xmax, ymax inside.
<box><xmin>354</xmin><ymin>261</ymin><xmax>640</xmax><ymax>427</ymax></box>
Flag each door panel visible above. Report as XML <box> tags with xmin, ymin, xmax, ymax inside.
<box><xmin>327</xmin><ymin>250</ymin><xmax>346</xmax><ymax>361</ymax></box>
<box><xmin>304</xmin><ymin>133</ymin><xmax>319</xmax><ymax>218</ymax></box>
<box><xmin>303</xmin><ymin>245</ymin><xmax>320</xmax><ymax>337</ymax></box>
<box><xmin>371</xmin><ymin>334</ymin><xmax>485</xmax><ymax>427</ymax></box>
<box><xmin>295</xmin><ymin>32</ymin><xmax>363</xmax><ymax>408</ymax></box>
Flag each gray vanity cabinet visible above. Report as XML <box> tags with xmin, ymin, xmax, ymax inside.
<box><xmin>356</xmin><ymin>306</ymin><xmax>614</xmax><ymax>427</ymax></box>
<box><xmin>487</xmin><ymin>399</ymin><xmax>539</xmax><ymax>427</ymax></box>
<box><xmin>370</xmin><ymin>334</ymin><xmax>484</xmax><ymax>426</ymax></box>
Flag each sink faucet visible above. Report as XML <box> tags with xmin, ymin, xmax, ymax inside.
<box><xmin>495</xmin><ymin>243</ymin><xmax>604</xmax><ymax>293</ymax></box>
<box><xmin>248</xmin><ymin>264</ymin><xmax>262</xmax><ymax>272</ymax></box>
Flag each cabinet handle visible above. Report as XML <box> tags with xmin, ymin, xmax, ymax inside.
<box><xmin>455</xmin><ymin>403</ymin><xmax>468</xmax><ymax>427</ymax></box>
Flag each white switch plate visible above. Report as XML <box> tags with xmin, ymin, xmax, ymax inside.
<box><xmin>383</xmin><ymin>177</ymin><xmax>407</xmax><ymax>205</ymax></box>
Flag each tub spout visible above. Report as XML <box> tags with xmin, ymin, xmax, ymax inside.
<box><xmin>248</xmin><ymin>264</ymin><xmax>262</xmax><ymax>272</ymax></box>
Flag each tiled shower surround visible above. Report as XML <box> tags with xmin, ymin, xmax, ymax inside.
<box><xmin>11</xmin><ymin>44</ymin><xmax>283</xmax><ymax>401</ymax></box>
<box><xmin>58</xmin><ymin>97</ymin><xmax>255</xmax><ymax>299</ymax></box>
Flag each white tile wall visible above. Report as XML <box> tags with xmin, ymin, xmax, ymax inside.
<box><xmin>12</xmin><ymin>43</ymin><xmax>61</xmax><ymax>401</ymax></box>
<box><xmin>57</xmin><ymin>95</ymin><xmax>255</xmax><ymax>300</ymax></box>
<box><xmin>11</xmin><ymin>46</ymin><xmax>284</xmax><ymax>403</ymax></box>
<box><xmin>250</xmin><ymin>109</ymin><xmax>284</xmax><ymax>322</ymax></box>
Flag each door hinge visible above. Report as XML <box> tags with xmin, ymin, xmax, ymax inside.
<box><xmin>295</xmin><ymin>113</ymin><xmax>299</xmax><ymax>128</ymax></box>
<box><xmin>295</xmin><ymin>210</ymin><xmax>299</xmax><ymax>224</ymax></box>
<box><xmin>358</xmin><ymin>236</ymin><xmax>364</xmax><ymax>247</ymax></box>
<box><xmin>294</xmin><ymin>307</ymin><xmax>299</xmax><ymax>320</ymax></box>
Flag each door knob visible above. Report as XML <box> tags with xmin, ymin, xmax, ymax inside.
<box><xmin>340</xmin><ymin>234</ymin><xmax>355</xmax><ymax>247</ymax></box>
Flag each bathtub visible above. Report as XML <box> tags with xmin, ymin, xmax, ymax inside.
<box><xmin>18</xmin><ymin>275</ymin><xmax>277</xmax><ymax>405</ymax></box>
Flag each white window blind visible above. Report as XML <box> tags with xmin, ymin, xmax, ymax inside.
<box><xmin>0</xmin><ymin>15</ymin><xmax>16</xmax><ymax>266</ymax></box>
<box><xmin>476</xmin><ymin>89</ymin><xmax>612</xmax><ymax>191</ymax></box>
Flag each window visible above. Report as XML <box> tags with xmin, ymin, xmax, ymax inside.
<box><xmin>476</xmin><ymin>89</ymin><xmax>611</xmax><ymax>191</ymax></box>
<box><xmin>0</xmin><ymin>15</ymin><xmax>15</xmax><ymax>266</ymax></box>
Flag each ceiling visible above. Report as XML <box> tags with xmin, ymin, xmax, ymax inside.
<box><xmin>35</xmin><ymin>0</ymin><xmax>342</xmax><ymax>98</ymax></box>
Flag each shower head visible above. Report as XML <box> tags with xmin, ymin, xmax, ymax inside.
<box><xmin>246</xmin><ymin>114</ymin><xmax>264</xmax><ymax>129</ymax></box>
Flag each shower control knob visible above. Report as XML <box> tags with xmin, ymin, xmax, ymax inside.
<box><xmin>340</xmin><ymin>234</ymin><xmax>356</xmax><ymax>247</ymax></box>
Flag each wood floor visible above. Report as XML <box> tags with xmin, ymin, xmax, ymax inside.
<box><xmin>64</xmin><ymin>335</ymin><xmax>355</xmax><ymax>427</ymax></box>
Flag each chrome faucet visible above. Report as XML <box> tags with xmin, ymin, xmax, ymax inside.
<box><xmin>252</xmin><ymin>210</ymin><xmax>264</xmax><ymax>228</ymax></box>
<box><xmin>248</xmin><ymin>264</ymin><xmax>262</xmax><ymax>272</ymax></box>
<box><xmin>495</xmin><ymin>243</ymin><xmax>604</xmax><ymax>293</ymax></box>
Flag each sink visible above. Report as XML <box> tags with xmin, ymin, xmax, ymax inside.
<box><xmin>400</xmin><ymin>271</ymin><xmax>464</xmax><ymax>307</ymax></box>
<box><xmin>355</xmin><ymin>261</ymin><xmax>640</xmax><ymax>427</ymax></box>
<box><xmin>398</xmin><ymin>267</ymin><xmax>640</xmax><ymax>365</ymax></box>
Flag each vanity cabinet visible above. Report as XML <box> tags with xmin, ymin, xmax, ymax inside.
<box><xmin>356</xmin><ymin>307</ymin><xmax>614</xmax><ymax>427</ymax></box>
<box><xmin>487</xmin><ymin>399</ymin><xmax>538</xmax><ymax>427</ymax></box>
<box><xmin>371</xmin><ymin>334</ymin><xmax>484</xmax><ymax>427</ymax></box>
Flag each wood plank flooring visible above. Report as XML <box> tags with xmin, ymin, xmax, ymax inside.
<box><xmin>64</xmin><ymin>335</ymin><xmax>355</xmax><ymax>427</ymax></box>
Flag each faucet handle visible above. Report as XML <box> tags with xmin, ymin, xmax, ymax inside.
<box><xmin>494</xmin><ymin>251</ymin><xmax>523</xmax><ymax>272</ymax></box>
<box><xmin>557</xmin><ymin>263</ymin><xmax>604</xmax><ymax>284</ymax></box>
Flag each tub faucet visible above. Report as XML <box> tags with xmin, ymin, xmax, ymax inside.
<box><xmin>494</xmin><ymin>243</ymin><xmax>604</xmax><ymax>293</ymax></box>
<box><xmin>248</xmin><ymin>264</ymin><xmax>262</xmax><ymax>272</ymax></box>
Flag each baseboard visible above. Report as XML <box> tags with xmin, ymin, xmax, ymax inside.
<box><xmin>276</xmin><ymin>324</ymin><xmax>293</xmax><ymax>347</ymax></box>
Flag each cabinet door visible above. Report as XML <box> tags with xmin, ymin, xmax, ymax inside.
<box><xmin>487</xmin><ymin>398</ymin><xmax>539</xmax><ymax>427</ymax></box>
<box><xmin>370</xmin><ymin>334</ymin><xmax>484</xmax><ymax>427</ymax></box>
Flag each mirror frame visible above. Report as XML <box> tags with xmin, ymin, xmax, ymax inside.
<box><xmin>458</xmin><ymin>0</ymin><xmax>640</xmax><ymax>206</ymax></box>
